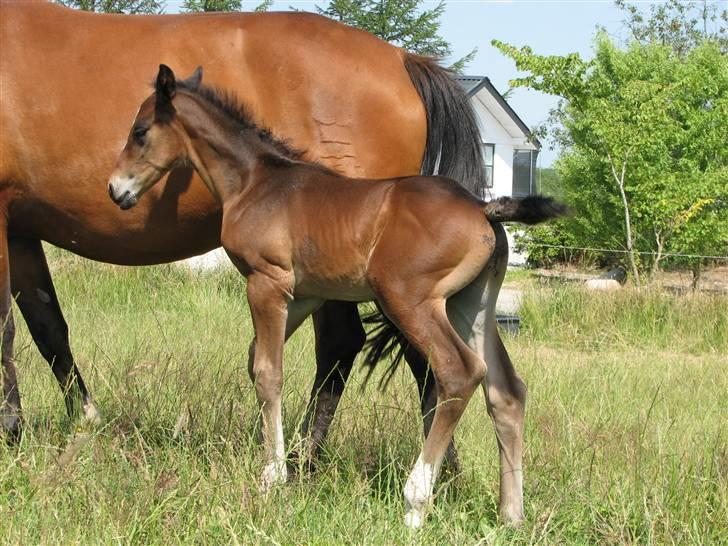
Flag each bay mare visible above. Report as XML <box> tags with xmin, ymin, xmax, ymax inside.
<box><xmin>108</xmin><ymin>66</ymin><xmax>564</xmax><ymax>527</ymax></box>
<box><xmin>0</xmin><ymin>0</ymin><xmax>485</xmax><ymax>468</ymax></box>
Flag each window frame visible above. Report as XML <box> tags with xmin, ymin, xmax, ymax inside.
<box><xmin>482</xmin><ymin>143</ymin><xmax>495</xmax><ymax>190</ymax></box>
<box><xmin>512</xmin><ymin>148</ymin><xmax>537</xmax><ymax>197</ymax></box>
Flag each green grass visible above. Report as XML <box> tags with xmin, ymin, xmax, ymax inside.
<box><xmin>1</xmin><ymin>254</ymin><xmax>726</xmax><ymax>544</ymax></box>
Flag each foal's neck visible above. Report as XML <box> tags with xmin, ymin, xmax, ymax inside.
<box><xmin>181</xmin><ymin>93</ymin><xmax>289</xmax><ymax>202</ymax></box>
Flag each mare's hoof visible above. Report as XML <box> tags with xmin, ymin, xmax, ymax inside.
<box><xmin>287</xmin><ymin>450</ymin><xmax>318</xmax><ymax>475</ymax></box>
<box><xmin>81</xmin><ymin>401</ymin><xmax>102</xmax><ymax>427</ymax></box>
<box><xmin>2</xmin><ymin>415</ymin><xmax>22</xmax><ymax>445</ymax></box>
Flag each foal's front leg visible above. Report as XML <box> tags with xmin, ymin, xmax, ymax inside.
<box><xmin>246</xmin><ymin>272</ymin><xmax>292</xmax><ymax>490</ymax></box>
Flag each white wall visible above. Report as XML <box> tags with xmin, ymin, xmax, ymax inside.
<box><xmin>470</xmin><ymin>95</ymin><xmax>532</xmax><ymax>265</ymax></box>
<box><xmin>471</xmin><ymin>97</ymin><xmax>513</xmax><ymax>199</ymax></box>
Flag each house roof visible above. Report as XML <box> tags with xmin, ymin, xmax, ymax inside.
<box><xmin>456</xmin><ymin>76</ymin><xmax>541</xmax><ymax>150</ymax></box>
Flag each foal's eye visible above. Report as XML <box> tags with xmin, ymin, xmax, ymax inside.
<box><xmin>132</xmin><ymin>126</ymin><xmax>149</xmax><ymax>145</ymax></box>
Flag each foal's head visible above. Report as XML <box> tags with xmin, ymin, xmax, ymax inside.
<box><xmin>108</xmin><ymin>64</ymin><xmax>202</xmax><ymax>210</ymax></box>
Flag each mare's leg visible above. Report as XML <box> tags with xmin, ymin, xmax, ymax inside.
<box><xmin>300</xmin><ymin>301</ymin><xmax>365</xmax><ymax>461</ymax></box>
<box><xmin>0</xmin><ymin>216</ymin><xmax>21</xmax><ymax>439</ymax></box>
<box><xmin>8</xmin><ymin>238</ymin><xmax>99</xmax><ymax>424</ymax></box>
<box><xmin>381</xmin><ymin>296</ymin><xmax>486</xmax><ymax>529</ymax></box>
<box><xmin>447</xmin><ymin>228</ymin><xmax>526</xmax><ymax>524</ymax></box>
<box><xmin>403</xmin><ymin>346</ymin><xmax>460</xmax><ymax>471</ymax></box>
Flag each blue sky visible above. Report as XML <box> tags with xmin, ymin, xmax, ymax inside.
<box><xmin>439</xmin><ymin>1</ymin><xmax>628</xmax><ymax>165</ymax></box>
<box><xmin>164</xmin><ymin>1</ymin><xmax>661</xmax><ymax>165</ymax></box>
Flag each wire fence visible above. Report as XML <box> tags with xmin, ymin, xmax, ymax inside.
<box><xmin>525</xmin><ymin>243</ymin><xmax>728</xmax><ymax>262</ymax></box>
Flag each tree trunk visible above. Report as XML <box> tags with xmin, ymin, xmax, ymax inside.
<box><xmin>608</xmin><ymin>153</ymin><xmax>640</xmax><ymax>287</ymax></box>
<box><xmin>690</xmin><ymin>263</ymin><xmax>702</xmax><ymax>291</ymax></box>
<box><xmin>651</xmin><ymin>226</ymin><xmax>665</xmax><ymax>279</ymax></box>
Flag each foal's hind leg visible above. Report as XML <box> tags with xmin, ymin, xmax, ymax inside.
<box><xmin>402</xmin><ymin>346</ymin><xmax>461</xmax><ymax>471</ymax></box>
<box><xmin>448</xmin><ymin>230</ymin><xmax>526</xmax><ymax>524</ymax></box>
<box><xmin>481</xmin><ymin>325</ymin><xmax>526</xmax><ymax>523</ymax></box>
<box><xmin>380</xmin><ymin>297</ymin><xmax>485</xmax><ymax>528</ymax></box>
<box><xmin>0</xmin><ymin>222</ymin><xmax>21</xmax><ymax>440</ymax></box>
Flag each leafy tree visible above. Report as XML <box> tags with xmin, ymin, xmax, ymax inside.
<box><xmin>315</xmin><ymin>0</ymin><xmax>475</xmax><ymax>72</ymax></box>
<box><xmin>57</xmin><ymin>0</ymin><xmax>164</xmax><ymax>13</ymax></box>
<box><xmin>616</xmin><ymin>0</ymin><xmax>728</xmax><ymax>56</ymax></box>
<box><xmin>181</xmin><ymin>0</ymin><xmax>271</xmax><ymax>12</ymax></box>
<box><xmin>495</xmin><ymin>36</ymin><xmax>728</xmax><ymax>285</ymax></box>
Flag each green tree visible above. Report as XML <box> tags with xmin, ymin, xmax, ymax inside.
<box><xmin>57</xmin><ymin>0</ymin><xmax>164</xmax><ymax>13</ymax></box>
<box><xmin>495</xmin><ymin>36</ymin><xmax>728</xmax><ymax>285</ymax></box>
<box><xmin>315</xmin><ymin>0</ymin><xmax>475</xmax><ymax>72</ymax></box>
<box><xmin>616</xmin><ymin>0</ymin><xmax>728</xmax><ymax>56</ymax></box>
<box><xmin>181</xmin><ymin>0</ymin><xmax>271</xmax><ymax>12</ymax></box>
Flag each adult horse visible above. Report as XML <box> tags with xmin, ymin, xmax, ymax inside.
<box><xmin>0</xmin><ymin>2</ymin><xmax>526</xmax><ymax>523</ymax></box>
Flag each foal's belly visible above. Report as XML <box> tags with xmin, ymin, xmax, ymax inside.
<box><xmin>293</xmin><ymin>264</ymin><xmax>376</xmax><ymax>302</ymax></box>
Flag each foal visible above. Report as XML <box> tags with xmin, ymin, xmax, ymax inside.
<box><xmin>109</xmin><ymin>65</ymin><xmax>563</xmax><ymax>528</ymax></box>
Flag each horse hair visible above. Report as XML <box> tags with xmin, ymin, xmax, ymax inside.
<box><xmin>175</xmin><ymin>79</ymin><xmax>333</xmax><ymax>172</ymax></box>
<box><xmin>404</xmin><ymin>54</ymin><xmax>488</xmax><ymax>197</ymax></box>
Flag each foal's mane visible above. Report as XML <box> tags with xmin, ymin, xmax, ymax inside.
<box><xmin>176</xmin><ymin>80</ymin><xmax>334</xmax><ymax>174</ymax></box>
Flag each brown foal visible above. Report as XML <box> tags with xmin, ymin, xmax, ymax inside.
<box><xmin>109</xmin><ymin>65</ymin><xmax>564</xmax><ymax>528</ymax></box>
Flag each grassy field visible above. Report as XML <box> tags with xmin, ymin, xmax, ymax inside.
<box><xmin>1</xmin><ymin>254</ymin><xmax>726</xmax><ymax>544</ymax></box>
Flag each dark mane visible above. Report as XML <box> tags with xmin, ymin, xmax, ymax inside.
<box><xmin>175</xmin><ymin>80</ymin><xmax>334</xmax><ymax>174</ymax></box>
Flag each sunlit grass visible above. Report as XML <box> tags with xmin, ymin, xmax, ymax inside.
<box><xmin>1</xmin><ymin>253</ymin><xmax>725</xmax><ymax>543</ymax></box>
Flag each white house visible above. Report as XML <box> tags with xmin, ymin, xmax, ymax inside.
<box><xmin>457</xmin><ymin>76</ymin><xmax>541</xmax><ymax>266</ymax></box>
<box><xmin>183</xmin><ymin>77</ymin><xmax>539</xmax><ymax>270</ymax></box>
<box><xmin>456</xmin><ymin>75</ymin><xmax>541</xmax><ymax>200</ymax></box>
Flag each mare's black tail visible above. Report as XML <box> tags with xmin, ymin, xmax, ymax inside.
<box><xmin>403</xmin><ymin>53</ymin><xmax>487</xmax><ymax>196</ymax></box>
<box><xmin>362</xmin><ymin>53</ymin><xmax>487</xmax><ymax>387</ymax></box>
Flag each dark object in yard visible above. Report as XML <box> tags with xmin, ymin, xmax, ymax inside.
<box><xmin>600</xmin><ymin>267</ymin><xmax>627</xmax><ymax>285</ymax></box>
<box><xmin>497</xmin><ymin>315</ymin><xmax>521</xmax><ymax>335</ymax></box>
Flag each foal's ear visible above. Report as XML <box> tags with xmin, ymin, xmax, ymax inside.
<box><xmin>181</xmin><ymin>66</ymin><xmax>203</xmax><ymax>90</ymax></box>
<box><xmin>155</xmin><ymin>64</ymin><xmax>177</xmax><ymax>122</ymax></box>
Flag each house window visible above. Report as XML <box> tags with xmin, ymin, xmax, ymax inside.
<box><xmin>512</xmin><ymin>149</ymin><xmax>537</xmax><ymax>196</ymax></box>
<box><xmin>482</xmin><ymin>143</ymin><xmax>494</xmax><ymax>190</ymax></box>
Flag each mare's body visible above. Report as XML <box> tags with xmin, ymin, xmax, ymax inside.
<box><xmin>0</xmin><ymin>2</ymin><xmax>484</xmax><ymax>465</ymax></box>
<box><xmin>108</xmin><ymin>67</ymin><xmax>564</xmax><ymax>526</ymax></box>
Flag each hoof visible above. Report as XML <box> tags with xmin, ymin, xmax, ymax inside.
<box><xmin>500</xmin><ymin>507</ymin><xmax>525</xmax><ymax>527</ymax></box>
<box><xmin>287</xmin><ymin>449</ymin><xmax>317</xmax><ymax>475</ymax></box>
<box><xmin>82</xmin><ymin>401</ymin><xmax>102</xmax><ymax>427</ymax></box>
<box><xmin>404</xmin><ymin>509</ymin><xmax>425</xmax><ymax>529</ymax></box>
<box><xmin>443</xmin><ymin>445</ymin><xmax>461</xmax><ymax>475</ymax></box>
<box><xmin>2</xmin><ymin>415</ymin><xmax>22</xmax><ymax>444</ymax></box>
<box><xmin>260</xmin><ymin>460</ymin><xmax>287</xmax><ymax>492</ymax></box>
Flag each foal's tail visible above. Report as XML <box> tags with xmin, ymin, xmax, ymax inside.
<box><xmin>361</xmin><ymin>195</ymin><xmax>566</xmax><ymax>387</ymax></box>
<box><xmin>484</xmin><ymin>195</ymin><xmax>568</xmax><ymax>224</ymax></box>
<box><xmin>363</xmin><ymin>55</ymin><xmax>563</xmax><ymax>387</ymax></box>
<box><xmin>403</xmin><ymin>53</ymin><xmax>487</xmax><ymax>196</ymax></box>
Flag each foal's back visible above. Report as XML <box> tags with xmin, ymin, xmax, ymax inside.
<box><xmin>245</xmin><ymin>165</ymin><xmax>494</xmax><ymax>302</ymax></box>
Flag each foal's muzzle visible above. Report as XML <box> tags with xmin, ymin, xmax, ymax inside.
<box><xmin>108</xmin><ymin>181</ymin><xmax>138</xmax><ymax>210</ymax></box>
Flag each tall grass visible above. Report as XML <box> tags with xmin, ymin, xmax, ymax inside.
<box><xmin>0</xmin><ymin>255</ymin><xmax>725</xmax><ymax>543</ymax></box>
<box><xmin>519</xmin><ymin>286</ymin><xmax>727</xmax><ymax>354</ymax></box>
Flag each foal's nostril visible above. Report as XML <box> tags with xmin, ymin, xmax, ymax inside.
<box><xmin>108</xmin><ymin>183</ymin><xmax>115</xmax><ymax>200</ymax></box>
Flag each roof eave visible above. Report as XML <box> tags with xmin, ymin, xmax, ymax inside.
<box><xmin>460</xmin><ymin>76</ymin><xmax>542</xmax><ymax>150</ymax></box>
